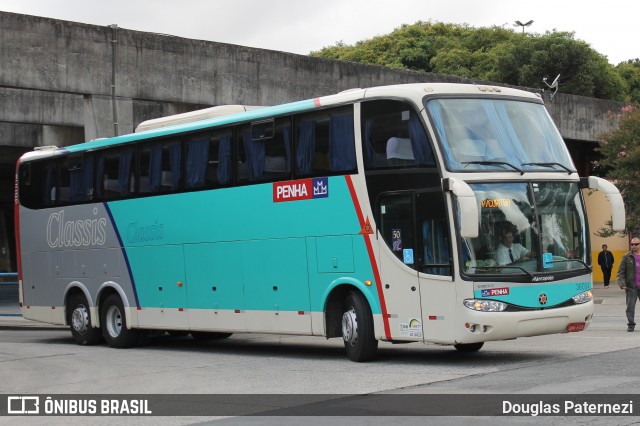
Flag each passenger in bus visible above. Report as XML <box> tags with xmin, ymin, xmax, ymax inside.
<box><xmin>495</xmin><ymin>228</ymin><xmax>532</xmax><ymax>265</ymax></box>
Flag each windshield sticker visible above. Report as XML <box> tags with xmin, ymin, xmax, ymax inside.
<box><xmin>403</xmin><ymin>248</ymin><xmax>414</xmax><ymax>265</ymax></box>
<box><xmin>392</xmin><ymin>228</ymin><xmax>402</xmax><ymax>251</ymax></box>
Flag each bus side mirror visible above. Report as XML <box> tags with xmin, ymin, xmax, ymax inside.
<box><xmin>443</xmin><ymin>178</ymin><xmax>479</xmax><ymax>238</ymax></box>
<box><xmin>582</xmin><ymin>176</ymin><xmax>626</xmax><ymax>231</ymax></box>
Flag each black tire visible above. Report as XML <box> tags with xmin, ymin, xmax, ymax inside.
<box><xmin>67</xmin><ymin>293</ymin><xmax>103</xmax><ymax>345</ymax></box>
<box><xmin>454</xmin><ymin>342</ymin><xmax>484</xmax><ymax>352</ymax></box>
<box><xmin>190</xmin><ymin>331</ymin><xmax>233</xmax><ymax>341</ymax></box>
<box><xmin>100</xmin><ymin>294</ymin><xmax>139</xmax><ymax>348</ymax></box>
<box><xmin>342</xmin><ymin>291</ymin><xmax>378</xmax><ymax>362</ymax></box>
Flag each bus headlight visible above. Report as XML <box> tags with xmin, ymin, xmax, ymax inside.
<box><xmin>572</xmin><ymin>290</ymin><xmax>593</xmax><ymax>304</ymax></box>
<box><xmin>463</xmin><ymin>299</ymin><xmax>507</xmax><ymax>312</ymax></box>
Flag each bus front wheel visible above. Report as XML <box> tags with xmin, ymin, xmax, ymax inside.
<box><xmin>100</xmin><ymin>294</ymin><xmax>139</xmax><ymax>348</ymax></box>
<box><xmin>454</xmin><ymin>342</ymin><xmax>484</xmax><ymax>352</ymax></box>
<box><xmin>67</xmin><ymin>293</ymin><xmax>103</xmax><ymax>345</ymax></box>
<box><xmin>342</xmin><ymin>291</ymin><xmax>378</xmax><ymax>362</ymax></box>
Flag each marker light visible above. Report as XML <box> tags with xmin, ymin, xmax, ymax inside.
<box><xmin>572</xmin><ymin>290</ymin><xmax>593</xmax><ymax>304</ymax></box>
<box><xmin>464</xmin><ymin>299</ymin><xmax>507</xmax><ymax>312</ymax></box>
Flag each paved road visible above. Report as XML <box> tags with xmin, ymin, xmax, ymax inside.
<box><xmin>1</xmin><ymin>283</ymin><xmax>640</xmax><ymax>426</ymax></box>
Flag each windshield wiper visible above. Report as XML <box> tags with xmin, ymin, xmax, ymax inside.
<box><xmin>521</xmin><ymin>162</ymin><xmax>575</xmax><ymax>175</ymax></box>
<box><xmin>548</xmin><ymin>258</ymin><xmax>592</xmax><ymax>273</ymax></box>
<box><xmin>462</xmin><ymin>161</ymin><xmax>524</xmax><ymax>175</ymax></box>
<box><xmin>474</xmin><ymin>265</ymin><xmax>533</xmax><ymax>278</ymax></box>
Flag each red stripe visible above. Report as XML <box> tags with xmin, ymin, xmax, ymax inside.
<box><xmin>344</xmin><ymin>175</ymin><xmax>391</xmax><ymax>340</ymax></box>
<box><xmin>13</xmin><ymin>159</ymin><xmax>23</xmax><ymax>304</ymax></box>
<box><xmin>313</xmin><ymin>98</ymin><xmax>321</xmax><ymax>107</ymax></box>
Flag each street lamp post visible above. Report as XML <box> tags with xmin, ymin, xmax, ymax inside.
<box><xmin>514</xmin><ymin>20</ymin><xmax>534</xmax><ymax>33</ymax></box>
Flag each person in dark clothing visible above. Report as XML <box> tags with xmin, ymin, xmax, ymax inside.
<box><xmin>618</xmin><ymin>238</ymin><xmax>640</xmax><ymax>331</ymax></box>
<box><xmin>598</xmin><ymin>244</ymin><xmax>615</xmax><ymax>288</ymax></box>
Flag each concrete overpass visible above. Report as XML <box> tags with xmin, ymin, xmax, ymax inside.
<box><xmin>0</xmin><ymin>11</ymin><xmax>625</xmax><ymax>272</ymax></box>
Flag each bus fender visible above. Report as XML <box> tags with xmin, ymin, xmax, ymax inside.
<box><xmin>96</xmin><ymin>281</ymin><xmax>135</xmax><ymax>329</ymax></box>
<box><xmin>321</xmin><ymin>277</ymin><xmax>381</xmax><ymax>314</ymax></box>
<box><xmin>63</xmin><ymin>281</ymin><xmax>94</xmax><ymax>326</ymax></box>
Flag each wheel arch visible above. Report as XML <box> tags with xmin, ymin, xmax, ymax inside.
<box><xmin>96</xmin><ymin>281</ymin><xmax>135</xmax><ymax>329</ymax></box>
<box><xmin>62</xmin><ymin>282</ymin><xmax>93</xmax><ymax>326</ymax></box>
<box><xmin>322</xmin><ymin>278</ymin><xmax>378</xmax><ymax>338</ymax></box>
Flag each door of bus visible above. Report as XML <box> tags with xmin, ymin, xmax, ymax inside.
<box><xmin>377</xmin><ymin>190</ymin><xmax>454</xmax><ymax>342</ymax></box>
<box><xmin>415</xmin><ymin>191</ymin><xmax>456</xmax><ymax>342</ymax></box>
<box><xmin>377</xmin><ymin>192</ymin><xmax>423</xmax><ymax>341</ymax></box>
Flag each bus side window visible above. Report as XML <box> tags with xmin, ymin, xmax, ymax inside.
<box><xmin>18</xmin><ymin>162</ymin><xmax>54</xmax><ymax>210</ymax></box>
<box><xmin>139</xmin><ymin>139</ymin><xmax>181</xmax><ymax>194</ymax></box>
<box><xmin>361</xmin><ymin>100</ymin><xmax>435</xmax><ymax>170</ymax></box>
<box><xmin>236</xmin><ymin>118</ymin><xmax>291</xmax><ymax>183</ymax></box>
<box><xmin>186</xmin><ymin>129</ymin><xmax>233</xmax><ymax>189</ymax></box>
<box><xmin>417</xmin><ymin>192</ymin><xmax>451</xmax><ymax>276</ymax></box>
<box><xmin>62</xmin><ymin>154</ymin><xmax>94</xmax><ymax>204</ymax></box>
<box><xmin>96</xmin><ymin>148</ymin><xmax>135</xmax><ymax>200</ymax></box>
<box><xmin>295</xmin><ymin>106</ymin><xmax>355</xmax><ymax>177</ymax></box>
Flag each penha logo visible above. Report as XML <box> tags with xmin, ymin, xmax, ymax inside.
<box><xmin>46</xmin><ymin>208</ymin><xmax>107</xmax><ymax>248</ymax></box>
<box><xmin>273</xmin><ymin>177</ymin><xmax>329</xmax><ymax>202</ymax></box>
<box><xmin>481</xmin><ymin>287</ymin><xmax>510</xmax><ymax>297</ymax></box>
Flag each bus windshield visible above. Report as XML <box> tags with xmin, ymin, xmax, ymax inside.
<box><xmin>462</xmin><ymin>182</ymin><xmax>588</xmax><ymax>277</ymax></box>
<box><xmin>425</xmin><ymin>98</ymin><xmax>575</xmax><ymax>173</ymax></box>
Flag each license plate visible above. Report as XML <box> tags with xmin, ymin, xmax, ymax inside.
<box><xmin>567</xmin><ymin>322</ymin><xmax>585</xmax><ymax>332</ymax></box>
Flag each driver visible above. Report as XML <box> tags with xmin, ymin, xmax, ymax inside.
<box><xmin>495</xmin><ymin>228</ymin><xmax>532</xmax><ymax>265</ymax></box>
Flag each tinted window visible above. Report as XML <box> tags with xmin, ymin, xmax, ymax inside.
<box><xmin>361</xmin><ymin>100</ymin><xmax>435</xmax><ymax>169</ymax></box>
<box><xmin>295</xmin><ymin>106</ymin><xmax>356</xmax><ymax>177</ymax></box>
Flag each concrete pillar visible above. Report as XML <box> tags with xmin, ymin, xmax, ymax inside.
<box><xmin>83</xmin><ymin>95</ymin><xmax>133</xmax><ymax>141</ymax></box>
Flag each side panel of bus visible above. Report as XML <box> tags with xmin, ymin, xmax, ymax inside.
<box><xmin>19</xmin><ymin>175</ymin><xmax>386</xmax><ymax>336</ymax></box>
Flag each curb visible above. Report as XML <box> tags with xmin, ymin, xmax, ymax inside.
<box><xmin>0</xmin><ymin>315</ymin><xmax>67</xmax><ymax>330</ymax></box>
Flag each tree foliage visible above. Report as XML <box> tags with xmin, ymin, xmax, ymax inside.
<box><xmin>616</xmin><ymin>60</ymin><xmax>640</xmax><ymax>104</ymax></box>
<box><xmin>310</xmin><ymin>21</ymin><xmax>637</xmax><ymax>103</ymax></box>
<box><xmin>596</xmin><ymin>105</ymin><xmax>640</xmax><ymax>235</ymax></box>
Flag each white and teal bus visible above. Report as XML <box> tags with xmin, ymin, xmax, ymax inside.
<box><xmin>14</xmin><ymin>83</ymin><xmax>624</xmax><ymax>361</ymax></box>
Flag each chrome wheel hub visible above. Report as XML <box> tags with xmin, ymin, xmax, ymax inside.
<box><xmin>105</xmin><ymin>305</ymin><xmax>123</xmax><ymax>338</ymax></box>
<box><xmin>71</xmin><ymin>305</ymin><xmax>89</xmax><ymax>333</ymax></box>
<box><xmin>342</xmin><ymin>307</ymin><xmax>358</xmax><ymax>345</ymax></box>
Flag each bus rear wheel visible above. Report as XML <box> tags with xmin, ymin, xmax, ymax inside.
<box><xmin>454</xmin><ymin>342</ymin><xmax>484</xmax><ymax>352</ymax></box>
<box><xmin>67</xmin><ymin>293</ymin><xmax>103</xmax><ymax>345</ymax></box>
<box><xmin>101</xmin><ymin>294</ymin><xmax>139</xmax><ymax>348</ymax></box>
<box><xmin>342</xmin><ymin>291</ymin><xmax>378</xmax><ymax>362</ymax></box>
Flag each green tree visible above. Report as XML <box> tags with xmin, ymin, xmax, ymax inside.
<box><xmin>311</xmin><ymin>22</ymin><xmax>629</xmax><ymax>101</ymax></box>
<box><xmin>616</xmin><ymin>60</ymin><xmax>640</xmax><ymax>104</ymax></box>
<box><xmin>596</xmin><ymin>105</ymin><xmax>640</xmax><ymax>235</ymax></box>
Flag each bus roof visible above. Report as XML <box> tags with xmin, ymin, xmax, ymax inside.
<box><xmin>19</xmin><ymin>83</ymin><xmax>540</xmax><ymax>162</ymax></box>
<box><xmin>134</xmin><ymin>105</ymin><xmax>265</xmax><ymax>133</ymax></box>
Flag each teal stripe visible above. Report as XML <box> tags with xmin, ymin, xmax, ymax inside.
<box><xmin>106</xmin><ymin>177</ymin><xmax>382</xmax><ymax>313</ymax></box>
<box><xmin>473</xmin><ymin>282</ymin><xmax>591</xmax><ymax>308</ymax></box>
